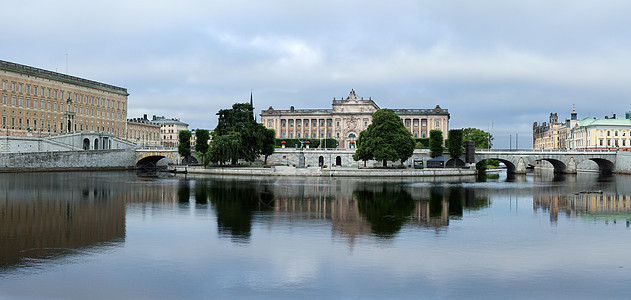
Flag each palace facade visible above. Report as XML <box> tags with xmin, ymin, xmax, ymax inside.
<box><xmin>151</xmin><ymin>115</ymin><xmax>189</xmax><ymax>147</ymax></box>
<box><xmin>533</xmin><ymin>109</ymin><xmax>631</xmax><ymax>150</ymax></box>
<box><xmin>127</xmin><ymin>114</ymin><xmax>161</xmax><ymax>148</ymax></box>
<box><xmin>0</xmin><ymin>60</ymin><xmax>128</xmax><ymax>138</ymax></box>
<box><xmin>260</xmin><ymin>89</ymin><xmax>450</xmax><ymax>149</ymax></box>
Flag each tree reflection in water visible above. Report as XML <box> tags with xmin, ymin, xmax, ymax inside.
<box><xmin>355</xmin><ymin>183</ymin><xmax>415</xmax><ymax>238</ymax></box>
<box><xmin>207</xmin><ymin>179</ymin><xmax>274</xmax><ymax>243</ymax></box>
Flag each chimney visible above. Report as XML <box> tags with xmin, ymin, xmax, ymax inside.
<box><xmin>613</xmin><ymin>113</ymin><xmax>616</xmax><ymax>119</ymax></box>
<box><xmin>143</xmin><ymin>114</ymin><xmax>148</xmax><ymax>120</ymax></box>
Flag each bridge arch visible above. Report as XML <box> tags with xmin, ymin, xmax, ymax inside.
<box><xmin>136</xmin><ymin>155</ymin><xmax>167</xmax><ymax>168</ymax></box>
<box><xmin>537</xmin><ymin>158</ymin><xmax>568</xmax><ymax>174</ymax></box>
<box><xmin>590</xmin><ymin>158</ymin><xmax>615</xmax><ymax>174</ymax></box>
<box><xmin>476</xmin><ymin>158</ymin><xmax>517</xmax><ymax>173</ymax></box>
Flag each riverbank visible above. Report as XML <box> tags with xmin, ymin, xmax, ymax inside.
<box><xmin>175</xmin><ymin>165</ymin><xmax>477</xmax><ymax>177</ymax></box>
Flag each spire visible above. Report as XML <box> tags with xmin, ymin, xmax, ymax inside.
<box><xmin>250</xmin><ymin>89</ymin><xmax>256</xmax><ymax>122</ymax></box>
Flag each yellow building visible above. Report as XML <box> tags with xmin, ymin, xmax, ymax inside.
<box><xmin>126</xmin><ymin>114</ymin><xmax>161</xmax><ymax>148</ymax></box>
<box><xmin>534</xmin><ymin>109</ymin><xmax>631</xmax><ymax>150</ymax></box>
<box><xmin>0</xmin><ymin>60</ymin><xmax>128</xmax><ymax>138</ymax></box>
<box><xmin>568</xmin><ymin>116</ymin><xmax>631</xmax><ymax>150</ymax></box>
<box><xmin>260</xmin><ymin>89</ymin><xmax>450</xmax><ymax>149</ymax></box>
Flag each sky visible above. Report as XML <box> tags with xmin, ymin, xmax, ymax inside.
<box><xmin>2</xmin><ymin>0</ymin><xmax>631</xmax><ymax>148</ymax></box>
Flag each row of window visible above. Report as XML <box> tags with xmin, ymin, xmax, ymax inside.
<box><xmin>1</xmin><ymin>116</ymin><xmax>119</xmax><ymax>134</ymax></box>
<box><xmin>273</xmin><ymin>119</ymin><xmax>441</xmax><ymax>128</ymax></box>
<box><xmin>1</xmin><ymin>80</ymin><xmax>125</xmax><ymax>110</ymax></box>
<box><xmin>2</xmin><ymin>95</ymin><xmax>123</xmax><ymax>119</ymax></box>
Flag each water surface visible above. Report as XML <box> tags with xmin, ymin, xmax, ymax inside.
<box><xmin>1</xmin><ymin>170</ymin><xmax>630</xmax><ymax>299</ymax></box>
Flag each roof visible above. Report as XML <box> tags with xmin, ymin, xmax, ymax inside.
<box><xmin>578</xmin><ymin>117</ymin><xmax>631</xmax><ymax>127</ymax></box>
<box><xmin>0</xmin><ymin>60</ymin><xmax>128</xmax><ymax>96</ymax></box>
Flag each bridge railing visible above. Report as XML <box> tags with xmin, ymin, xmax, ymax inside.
<box><xmin>477</xmin><ymin>148</ymin><xmax>619</xmax><ymax>154</ymax></box>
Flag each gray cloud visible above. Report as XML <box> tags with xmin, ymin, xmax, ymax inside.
<box><xmin>3</xmin><ymin>0</ymin><xmax>630</xmax><ymax>147</ymax></box>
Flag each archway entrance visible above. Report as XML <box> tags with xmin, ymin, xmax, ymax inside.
<box><xmin>336</xmin><ymin>156</ymin><xmax>341</xmax><ymax>166</ymax></box>
<box><xmin>319</xmin><ymin>156</ymin><xmax>324</xmax><ymax>167</ymax></box>
<box><xmin>83</xmin><ymin>138</ymin><xmax>90</xmax><ymax>150</ymax></box>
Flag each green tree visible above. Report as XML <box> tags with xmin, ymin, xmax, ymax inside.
<box><xmin>462</xmin><ymin>128</ymin><xmax>493</xmax><ymax>149</ymax></box>
<box><xmin>447</xmin><ymin>129</ymin><xmax>464</xmax><ymax>160</ymax></box>
<box><xmin>195</xmin><ymin>129</ymin><xmax>210</xmax><ymax>164</ymax></box>
<box><xmin>178</xmin><ymin>130</ymin><xmax>192</xmax><ymax>163</ymax></box>
<box><xmin>213</xmin><ymin>102</ymin><xmax>273</xmax><ymax>164</ymax></box>
<box><xmin>353</xmin><ymin>109</ymin><xmax>415</xmax><ymax>167</ymax></box>
<box><xmin>429</xmin><ymin>129</ymin><xmax>444</xmax><ymax>158</ymax></box>
<box><xmin>261</xmin><ymin>128</ymin><xmax>276</xmax><ymax>165</ymax></box>
<box><xmin>206</xmin><ymin>131</ymin><xmax>241</xmax><ymax>165</ymax></box>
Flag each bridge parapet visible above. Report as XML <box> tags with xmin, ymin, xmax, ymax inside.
<box><xmin>474</xmin><ymin>150</ymin><xmax>616</xmax><ymax>174</ymax></box>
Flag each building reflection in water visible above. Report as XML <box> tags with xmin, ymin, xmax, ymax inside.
<box><xmin>0</xmin><ymin>172</ymin><xmax>180</xmax><ymax>270</ymax></box>
<box><xmin>0</xmin><ymin>172</ymin><xmax>126</xmax><ymax>270</ymax></box>
<box><xmin>533</xmin><ymin>172</ymin><xmax>631</xmax><ymax>224</ymax></box>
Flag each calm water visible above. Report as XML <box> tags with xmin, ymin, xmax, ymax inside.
<box><xmin>1</xmin><ymin>170</ymin><xmax>631</xmax><ymax>299</ymax></box>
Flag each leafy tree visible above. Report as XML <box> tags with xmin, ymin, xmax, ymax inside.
<box><xmin>178</xmin><ymin>130</ymin><xmax>192</xmax><ymax>163</ymax></box>
<box><xmin>195</xmin><ymin>129</ymin><xmax>210</xmax><ymax>164</ymax></box>
<box><xmin>429</xmin><ymin>129</ymin><xmax>444</xmax><ymax>158</ymax></box>
<box><xmin>353</xmin><ymin>109</ymin><xmax>415</xmax><ymax>167</ymax></box>
<box><xmin>261</xmin><ymin>128</ymin><xmax>276</xmax><ymax>165</ymax></box>
<box><xmin>462</xmin><ymin>128</ymin><xmax>493</xmax><ymax>149</ymax></box>
<box><xmin>213</xmin><ymin>102</ymin><xmax>273</xmax><ymax>164</ymax></box>
<box><xmin>206</xmin><ymin>131</ymin><xmax>241</xmax><ymax>165</ymax></box>
<box><xmin>447</xmin><ymin>129</ymin><xmax>464</xmax><ymax>160</ymax></box>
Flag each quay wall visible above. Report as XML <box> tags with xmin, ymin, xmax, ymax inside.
<box><xmin>616</xmin><ymin>151</ymin><xmax>631</xmax><ymax>174</ymax></box>
<box><xmin>177</xmin><ymin>165</ymin><xmax>476</xmax><ymax>177</ymax></box>
<box><xmin>0</xmin><ymin>149</ymin><xmax>136</xmax><ymax>172</ymax></box>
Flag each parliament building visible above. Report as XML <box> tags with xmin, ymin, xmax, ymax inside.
<box><xmin>260</xmin><ymin>89</ymin><xmax>450</xmax><ymax>149</ymax></box>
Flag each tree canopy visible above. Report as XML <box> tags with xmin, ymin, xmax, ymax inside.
<box><xmin>353</xmin><ymin>109</ymin><xmax>415</xmax><ymax>167</ymax></box>
<box><xmin>447</xmin><ymin>129</ymin><xmax>464</xmax><ymax>159</ymax></box>
<box><xmin>178</xmin><ymin>130</ymin><xmax>192</xmax><ymax>160</ymax></box>
<box><xmin>195</xmin><ymin>129</ymin><xmax>210</xmax><ymax>164</ymax></box>
<box><xmin>429</xmin><ymin>129</ymin><xmax>444</xmax><ymax>158</ymax></box>
<box><xmin>462</xmin><ymin>128</ymin><xmax>493</xmax><ymax>149</ymax></box>
<box><xmin>208</xmin><ymin>102</ymin><xmax>274</xmax><ymax>165</ymax></box>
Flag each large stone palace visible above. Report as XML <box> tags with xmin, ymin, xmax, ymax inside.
<box><xmin>260</xmin><ymin>89</ymin><xmax>450</xmax><ymax>149</ymax></box>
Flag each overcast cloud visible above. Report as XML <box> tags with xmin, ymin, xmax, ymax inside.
<box><xmin>2</xmin><ymin>0</ymin><xmax>630</xmax><ymax>148</ymax></box>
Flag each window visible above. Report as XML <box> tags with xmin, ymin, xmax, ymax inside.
<box><xmin>2</xmin><ymin>95</ymin><xmax>5</xmax><ymax>104</ymax></box>
<box><xmin>2</xmin><ymin>81</ymin><xmax>6</xmax><ymax>90</ymax></box>
<box><xmin>47</xmin><ymin>88</ymin><xmax>51</xmax><ymax>97</ymax></box>
<box><xmin>422</xmin><ymin>120</ymin><xmax>427</xmax><ymax>126</ymax></box>
<box><xmin>282</xmin><ymin>120</ymin><xmax>286</xmax><ymax>127</ymax></box>
<box><xmin>19</xmin><ymin>84</ymin><xmax>22</xmax><ymax>93</ymax></box>
<box><xmin>320</xmin><ymin>121</ymin><xmax>324</xmax><ymax>126</ymax></box>
<box><xmin>414</xmin><ymin>120</ymin><xmax>418</xmax><ymax>126</ymax></box>
<box><xmin>336</xmin><ymin>121</ymin><xmax>340</xmax><ymax>126</ymax></box>
<box><xmin>312</xmin><ymin>121</ymin><xmax>316</xmax><ymax>127</ymax></box>
<box><xmin>328</xmin><ymin>121</ymin><xmax>332</xmax><ymax>126</ymax></box>
<box><xmin>297</xmin><ymin>133</ymin><xmax>301</xmax><ymax>138</ymax></box>
<box><xmin>34</xmin><ymin>86</ymin><xmax>38</xmax><ymax>95</ymax></box>
<box><xmin>27</xmin><ymin>85</ymin><xmax>30</xmax><ymax>94</ymax></box>
<box><xmin>336</xmin><ymin>132</ymin><xmax>340</xmax><ymax>138</ymax></box>
<box><xmin>364</xmin><ymin>121</ymin><xmax>368</xmax><ymax>127</ymax></box>
<box><xmin>11</xmin><ymin>96</ymin><xmax>15</xmax><ymax>105</ymax></box>
<box><xmin>11</xmin><ymin>82</ymin><xmax>15</xmax><ymax>91</ymax></box>
<box><xmin>406</xmin><ymin>120</ymin><xmax>410</xmax><ymax>126</ymax></box>
<box><xmin>19</xmin><ymin>97</ymin><xmax>22</xmax><ymax>106</ymax></box>
<box><xmin>26</xmin><ymin>98</ymin><xmax>29</xmax><ymax>107</ymax></box>
<box><xmin>436</xmin><ymin>121</ymin><xmax>440</xmax><ymax>127</ymax></box>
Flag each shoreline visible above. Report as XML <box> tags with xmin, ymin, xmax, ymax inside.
<box><xmin>175</xmin><ymin>165</ymin><xmax>477</xmax><ymax>177</ymax></box>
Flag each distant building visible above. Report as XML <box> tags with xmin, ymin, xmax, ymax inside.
<box><xmin>0</xmin><ymin>60</ymin><xmax>128</xmax><ymax>138</ymax></box>
<box><xmin>260</xmin><ymin>89</ymin><xmax>450</xmax><ymax>149</ymax></box>
<box><xmin>151</xmin><ymin>115</ymin><xmax>189</xmax><ymax>148</ymax></box>
<box><xmin>533</xmin><ymin>109</ymin><xmax>631</xmax><ymax>150</ymax></box>
<box><xmin>126</xmin><ymin>114</ymin><xmax>161</xmax><ymax>148</ymax></box>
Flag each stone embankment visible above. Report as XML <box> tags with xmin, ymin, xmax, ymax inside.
<box><xmin>176</xmin><ymin>165</ymin><xmax>476</xmax><ymax>177</ymax></box>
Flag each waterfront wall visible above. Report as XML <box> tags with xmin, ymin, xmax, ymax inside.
<box><xmin>263</xmin><ymin>148</ymin><xmax>436</xmax><ymax>168</ymax></box>
<box><xmin>0</xmin><ymin>149</ymin><xmax>136</xmax><ymax>171</ymax></box>
<box><xmin>178</xmin><ymin>165</ymin><xmax>476</xmax><ymax>177</ymax></box>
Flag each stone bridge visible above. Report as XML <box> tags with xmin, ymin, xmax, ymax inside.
<box><xmin>136</xmin><ymin>149</ymin><xmax>180</xmax><ymax>167</ymax></box>
<box><xmin>475</xmin><ymin>150</ymin><xmax>617</xmax><ymax>174</ymax></box>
